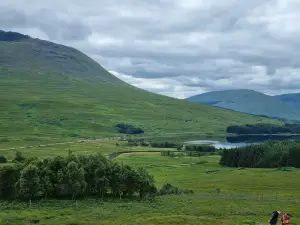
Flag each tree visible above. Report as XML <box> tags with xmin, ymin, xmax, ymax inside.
<box><xmin>137</xmin><ymin>167</ymin><xmax>156</xmax><ymax>199</ymax></box>
<box><xmin>13</xmin><ymin>151</ymin><xmax>25</xmax><ymax>163</ymax></box>
<box><xmin>39</xmin><ymin>167</ymin><xmax>54</xmax><ymax>199</ymax></box>
<box><xmin>18</xmin><ymin>165</ymin><xmax>41</xmax><ymax>206</ymax></box>
<box><xmin>0</xmin><ymin>165</ymin><xmax>20</xmax><ymax>199</ymax></box>
<box><xmin>66</xmin><ymin>161</ymin><xmax>86</xmax><ymax>199</ymax></box>
<box><xmin>108</xmin><ymin>163</ymin><xmax>125</xmax><ymax>199</ymax></box>
<box><xmin>78</xmin><ymin>154</ymin><xmax>109</xmax><ymax>196</ymax></box>
<box><xmin>123</xmin><ymin>166</ymin><xmax>139</xmax><ymax>197</ymax></box>
<box><xmin>94</xmin><ymin>162</ymin><xmax>108</xmax><ymax>199</ymax></box>
<box><xmin>56</xmin><ymin>169</ymin><xmax>69</xmax><ymax>197</ymax></box>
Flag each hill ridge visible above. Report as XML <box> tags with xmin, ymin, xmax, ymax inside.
<box><xmin>186</xmin><ymin>89</ymin><xmax>300</xmax><ymax>121</ymax></box>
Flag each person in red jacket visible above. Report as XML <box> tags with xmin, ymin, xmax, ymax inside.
<box><xmin>281</xmin><ymin>212</ymin><xmax>292</xmax><ymax>225</ymax></box>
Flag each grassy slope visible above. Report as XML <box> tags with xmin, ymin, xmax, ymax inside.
<box><xmin>186</xmin><ymin>89</ymin><xmax>300</xmax><ymax>121</ymax></box>
<box><xmin>0</xmin><ymin>141</ymin><xmax>299</xmax><ymax>225</ymax></box>
<box><xmin>0</xmin><ymin>36</ymin><xmax>281</xmax><ymax>147</ymax></box>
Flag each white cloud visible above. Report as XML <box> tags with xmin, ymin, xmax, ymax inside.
<box><xmin>109</xmin><ymin>71</ymin><xmax>205</xmax><ymax>99</ymax></box>
<box><xmin>1</xmin><ymin>0</ymin><xmax>300</xmax><ymax>97</ymax></box>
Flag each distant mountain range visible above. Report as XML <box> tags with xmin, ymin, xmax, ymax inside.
<box><xmin>275</xmin><ymin>93</ymin><xmax>300</xmax><ymax>110</ymax></box>
<box><xmin>186</xmin><ymin>89</ymin><xmax>300</xmax><ymax>122</ymax></box>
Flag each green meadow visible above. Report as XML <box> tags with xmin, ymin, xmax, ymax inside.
<box><xmin>0</xmin><ymin>141</ymin><xmax>299</xmax><ymax>225</ymax></box>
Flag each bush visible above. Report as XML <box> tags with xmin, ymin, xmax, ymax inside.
<box><xmin>0</xmin><ymin>155</ymin><xmax>7</xmax><ymax>163</ymax></box>
<box><xmin>158</xmin><ymin>183</ymin><xmax>194</xmax><ymax>195</ymax></box>
<box><xmin>195</xmin><ymin>160</ymin><xmax>208</xmax><ymax>165</ymax></box>
<box><xmin>116</xmin><ymin>123</ymin><xmax>144</xmax><ymax>134</ymax></box>
<box><xmin>185</xmin><ymin>145</ymin><xmax>217</xmax><ymax>152</ymax></box>
<box><xmin>150</xmin><ymin>141</ymin><xmax>179</xmax><ymax>148</ymax></box>
<box><xmin>13</xmin><ymin>151</ymin><xmax>25</xmax><ymax>163</ymax></box>
<box><xmin>0</xmin><ymin>138</ymin><xmax>9</xmax><ymax>143</ymax></box>
<box><xmin>128</xmin><ymin>140</ymin><xmax>181</xmax><ymax>149</ymax></box>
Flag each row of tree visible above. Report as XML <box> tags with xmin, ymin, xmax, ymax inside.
<box><xmin>220</xmin><ymin>141</ymin><xmax>300</xmax><ymax>168</ymax></box>
<box><xmin>127</xmin><ymin>140</ymin><xmax>222</xmax><ymax>157</ymax></box>
<box><xmin>227</xmin><ymin>123</ymin><xmax>300</xmax><ymax>135</ymax></box>
<box><xmin>185</xmin><ymin>145</ymin><xmax>217</xmax><ymax>152</ymax></box>
<box><xmin>226</xmin><ymin>134</ymin><xmax>300</xmax><ymax>143</ymax></box>
<box><xmin>127</xmin><ymin>140</ymin><xmax>181</xmax><ymax>149</ymax></box>
<box><xmin>0</xmin><ymin>154</ymin><xmax>158</xmax><ymax>201</ymax></box>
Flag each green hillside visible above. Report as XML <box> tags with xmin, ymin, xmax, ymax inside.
<box><xmin>186</xmin><ymin>89</ymin><xmax>300</xmax><ymax>121</ymax></box>
<box><xmin>275</xmin><ymin>93</ymin><xmax>300</xmax><ymax>110</ymax></box>
<box><xmin>0</xmin><ymin>31</ymin><xmax>281</xmax><ymax>145</ymax></box>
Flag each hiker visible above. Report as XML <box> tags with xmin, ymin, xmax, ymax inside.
<box><xmin>281</xmin><ymin>212</ymin><xmax>292</xmax><ymax>225</ymax></box>
<box><xmin>270</xmin><ymin>210</ymin><xmax>281</xmax><ymax>225</ymax></box>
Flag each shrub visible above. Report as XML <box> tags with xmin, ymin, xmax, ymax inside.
<box><xmin>0</xmin><ymin>155</ymin><xmax>7</xmax><ymax>163</ymax></box>
<box><xmin>0</xmin><ymin>138</ymin><xmax>9</xmax><ymax>143</ymax></box>
<box><xmin>158</xmin><ymin>183</ymin><xmax>194</xmax><ymax>195</ymax></box>
<box><xmin>13</xmin><ymin>151</ymin><xmax>25</xmax><ymax>163</ymax></box>
<box><xmin>116</xmin><ymin>123</ymin><xmax>144</xmax><ymax>134</ymax></box>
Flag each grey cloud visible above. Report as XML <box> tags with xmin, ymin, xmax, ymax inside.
<box><xmin>0</xmin><ymin>7</ymin><xmax>28</xmax><ymax>28</ymax></box>
<box><xmin>0</xmin><ymin>5</ymin><xmax>92</xmax><ymax>41</ymax></box>
<box><xmin>1</xmin><ymin>0</ymin><xmax>300</xmax><ymax>97</ymax></box>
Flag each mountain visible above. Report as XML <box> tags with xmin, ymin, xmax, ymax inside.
<box><xmin>275</xmin><ymin>93</ymin><xmax>300</xmax><ymax>110</ymax></box>
<box><xmin>0</xmin><ymin>30</ymin><xmax>281</xmax><ymax>144</ymax></box>
<box><xmin>186</xmin><ymin>89</ymin><xmax>300</xmax><ymax>121</ymax></box>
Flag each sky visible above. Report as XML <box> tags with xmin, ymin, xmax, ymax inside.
<box><xmin>1</xmin><ymin>0</ymin><xmax>300</xmax><ymax>99</ymax></box>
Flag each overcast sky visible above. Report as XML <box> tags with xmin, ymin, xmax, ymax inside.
<box><xmin>1</xmin><ymin>0</ymin><xmax>300</xmax><ymax>98</ymax></box>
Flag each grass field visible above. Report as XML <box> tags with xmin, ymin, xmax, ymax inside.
<box><xmin>0</xmin><ymin>141</ymin><xmax>299</xmax><ymax>225</ymax></box>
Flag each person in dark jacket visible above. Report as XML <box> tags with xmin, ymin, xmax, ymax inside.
<box><xmin>270</xmin><ymin>210</ymin><xmax>282</xmax><ymax>225</ymax></box>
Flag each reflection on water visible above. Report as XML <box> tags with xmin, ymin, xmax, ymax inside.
<box><xmin>186</xmin><ymin>135</ymin><xmax>300</xmax><ymax>149</ymax></box>
<box><xmin>185</xmin><ymin>140</ymin><xmax>251</xmax><ymax>149</ymax></box>
<box><xmin>227</xmin><ymin>134</ymin><xmax>300</xmax><ymax>143</ymax></box>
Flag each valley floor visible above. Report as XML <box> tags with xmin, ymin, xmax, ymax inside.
<box><xmin>1</xmin><ymin>141</ymin><xmax>299</xmax><ymax>225</ymax></box>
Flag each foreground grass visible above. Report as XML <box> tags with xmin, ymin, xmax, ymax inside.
<box><xmin>1</xmin><ymin>197</ymin><xmax>298</xmax><ymax>225</ymax></box>
<box><xmin>0</xmin><ymin>142</ymin><xmax>299</xmax><ymax>224</ymax></box>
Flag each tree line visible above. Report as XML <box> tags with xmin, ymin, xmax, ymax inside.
<box><xmin>127</xmin><ymin>140</ymin><xmax>180</xmax><ymax>149</ymax></box>
<box><xmin>127</xmin><ymin>139</ymin><xmax>219</xmax><ymax>152</ymax></box>
<box><xmin>0</xmin><ymin>153</ymin><xmax>191</xmax><ymax>202</ymax></box>
<box><xmin>227</xmin><ymin>123</ymin><xmax>300</xmax><ymax>135</ymax></box>
<box><xmin>220</xmin><ymin>141</ymin><xmax>300</xmax><ymax>168</ymax></box>
<box><xmin>226</xmin><ymin>134</ymin><xmax>300</xmax><ymax>143</ymax></box>
<box><xmin>185</xmin><ymin>145</ymin><xmax>217</xmax><ymax>152</ymax></box>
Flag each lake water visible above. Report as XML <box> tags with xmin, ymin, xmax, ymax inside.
<box><xmin>185</xmin><ymin>134</ymin><xmax>300</xmax><ymax>149</ymax></box>
<box><xmin>185</xmin><ymin>140</ymin><xmax>252</xmax><ymax>149</ymax></box>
